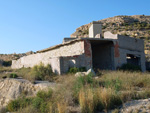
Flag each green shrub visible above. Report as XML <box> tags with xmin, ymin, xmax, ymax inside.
<box><xmin>2</xmin><ymin>61</ymin><xmax>12</xmax><ymax>67</ymax></box>
<box><xmin>68</xmin><ymin>67</ymin><xmax>79</xmax><ymax>74</ymax></box>
<box><xmin>40</xmin><ymin>102</ymin><xmax>48</xmax><ymax>113</ymax></box>
<box><xmin>7</xmin><ymin>97</ymin><xmax>32</xmax><ymax>112</ymax></box>
<box><xmin>8</xmin><ymin>73</ymin><xmax>18</xmax><ymax>78</ymax></box>
<box><xmin>32</xmin><ymin>96</ymin><xmax>49</xmax><ymax>113</ymax></box>
<box><xmin>119</xmin><ymin>63</ymin><xmax>141</xmax><ymax>71</ymax></box>
<box><xmin>104</xmin><ymin>78</ymin><xmax>122</xmax><ymax>91</ymax></box>
<box><xmin>7</xmin><ymin>100</ymin><xmax>20</xmax><ymax>112</ymax></box>
<box><xmin>36</xmin><ymin>89</ymin><xmax>53</xmax><ymax>100</ymax></box>
<box><xmin>31</xmin><ymin>63</ymin><xmax>53</xmax><ymax>80</ymax></box>
<box><xmin>68</xmin><ymin>67</ymin><xmax>86</xmax><ymax>74</ymax></box>
<box><xmin>32</xmin><ymin>97</ymin><xmax>43</xmax><ymax>109</ymax></box>
<box><xmin>73</xmin><ymin>73</ymin><xmax>97</xmax><ymax>102</ymax></box>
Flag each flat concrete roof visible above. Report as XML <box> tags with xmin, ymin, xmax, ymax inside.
<box><xmin>37</xmin><ymin>38</ymin><xmax>116</xmax><ymax>53</ymax></box>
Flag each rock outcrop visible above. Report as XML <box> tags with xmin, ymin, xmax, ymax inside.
<box><xmin>0</xmin><ymin>78</ymin><xmax>56</xmax><ymax>108</ymax></box>
<box><xmin>71</xmin><ymin>15</ymin><xmax>150</xmax><ymax>39</ymax></box>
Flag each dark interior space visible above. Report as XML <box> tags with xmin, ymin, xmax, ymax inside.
<box><xmin>90</xmin><ymin>40</ymin><xmax>114</xmax><ymax>71</ymax></box>
<box><xmin>126</xmin><ymin>54</ymin><xmax>141</xmax><ymax>66</ymax></box>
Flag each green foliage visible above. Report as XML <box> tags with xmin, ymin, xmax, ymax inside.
<box><xmin>36</xmin><ymin>89</ymin><xmax>53</xmax><ymax>100</ymax></box>
<box><xmin>2</xmin><ymin>61</ymin><xmax>12</xmax><ymax>67</ymax></box>
<box><xmin>6</xmin><ymin>71</ymin><xmax>150</xmax><ymax>113</ymax></box>
<box><xmin>68</xmin><ymin>67</ymin><xmax>86</xmax><ymax>74</ymax></box>
<box><xmin>32</xmin><ymin>97</ymin><xmax>44</xmax><ymax>109</ymax></box>
<box><xmin>8</xmin><ymin>73</ymin><xmax>18</xmax><ymax>78</ymax></box>
<box><xmin>119</xmin><ymin>63</ymin><xmax>141</xmax><ymax>71</ymax></box>
<box><xmin>7</xmin><ymin>97</ymin><xmax>32</xmax><ymax>112</ymax></box>
<box><xmin>73</xmin><ymin>73</ymin><xmax>97</xmax><ymax>102</ymax></box>
<box><xmin>32</xmin><ymin>89</ymin><xmax>53</xmax><ymax>113</ymax></box>
<box><xmin>31</xmin><ymin>63</ymin><xmax>53</xmax><ymax>80</ymax></box>
<box><xmin>7</xmin><ymin>89</ymin><xmax>53</xmax><ymax>113</ymax></box>
<box><xmin>7</xmin><ymin>100</ymin><xmax>20</xmax><ymax>112</ymax></box>
<box><xmin>39</xmin><ymin>102</ymin><xmax>48</xmax><ymax>113</ymax></box>
<box><xmin>81</xmin><ymin>30</ymin><xmax>89</xmax><ymax>35</ymax></box>
<box><xmin>104</xmin><ymin>78</ymin><xmax>122</xmax><ymax>91</ymax></box>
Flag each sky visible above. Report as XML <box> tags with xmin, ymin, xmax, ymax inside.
<box><xmin>0</xmin><ymin>0</ymin><xmax>150</xmax><ymax>54</ymax></box>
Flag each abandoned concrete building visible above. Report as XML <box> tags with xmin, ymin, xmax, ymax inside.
<box><xmin>11</xmin><ymin>22</ymin><xmax>146</xmax><ymax>74</ymax></box>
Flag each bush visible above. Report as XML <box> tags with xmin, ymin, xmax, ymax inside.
<box><xmin>31</xmin><ymin>63</ymin><xmax>53</xmax><ymax>80</ymax></box>
<box><xmin>7</xmin><ymin>100</ymin><xmax>20</xmax><ymax>112</ymax></box>
<box><xmin>7</xmin><ymin>97</ymin><xmax>32</xmax><ymax>112</ymax></box>
<box><xmin>73</xmin><ymin>73</ymin><xmax>98</xmax><ymax>103</ymax></box>
<box><xmin>68</xmin><ymin>67</ymin><xmax>86</xmax><ymax>74</ymax></box>
<box><xmin>8</xmin><ymin>73</ymin><xmax>18</xmax><ymax>78</ymax></box>
<box><xmin>104</xmin><ymin>78</ymin><xmax>122</xmax><ymax>91</ymax></box>
<box><xmin>16</xmin><ymin>67</ymin><xmax>36</xmax><ymax>82</ymax></box>
<box><xmin>32</xmin><ymin>97</ymin><xmax>44</xmax><ymax>109</ymax></box>
<box><xmin>2</xmin><ymin>61</ymin><xmax>12</xmax><ymax>67</ymax></box>
<box><xmin>119</xmin><ymin>63</ymin><xmax>141</xmax><ymax>71</ymax></box>
<box><xmin>36</xmin><ymin>89</ymin><xmax>53</xmax><ymax>100</ymax></box>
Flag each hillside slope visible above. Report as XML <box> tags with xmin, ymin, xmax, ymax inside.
<box><xmin>71</xmin><ymin>15</ymin><xmax>150</xmax><ymax>39</ymax></box>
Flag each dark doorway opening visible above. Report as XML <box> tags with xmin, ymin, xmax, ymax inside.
<box><xmin>91</xmin><ymin>40</ymin><xmax>114</xmax><ymax>71</ymax></box>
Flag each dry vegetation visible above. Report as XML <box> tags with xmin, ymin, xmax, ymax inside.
<box><xmin>1</xmin><ymin>66</ymin><xmax>150</xmax><ymax>113</ymax></box>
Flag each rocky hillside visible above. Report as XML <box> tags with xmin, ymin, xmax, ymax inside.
<box><xmin>71</xmin><ymin>15</ymin><xmax>150</xmax><ymax>39</ymax></box>
<box><xmin>0</xmin><ymin>51</ymin><xmax>35</xmax><ymax>62</ymax></box>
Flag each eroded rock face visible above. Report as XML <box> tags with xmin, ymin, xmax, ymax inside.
<box><xmin>120</xmin><ymin>98</ymin><xmax>150</xmax><ymax>113</ymax></box>
<box><xmin>0</xmin><ymin>78</ymin><xmax>56</xmax><ymax>108</ymax></box>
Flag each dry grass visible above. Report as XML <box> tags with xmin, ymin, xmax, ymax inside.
<box><xmin>15</xmin><ymin>106</ymin><xmax>39</xmax><ymax>113</ymax></box>
<box><xmin>99</xmin><ymin>88</ymin><xmax>114</xmax><ymax>110</ymax></box>
<box><xmin>4</xmin><ymin>70</ymin><xmax>150</xmax><ymax>113</ymax></box>
<box><xmin>99</xmin><ymin>71</ymin><xmax>150</xmax><ymax>91</ymax></box>
<box><xmin>79</xmin><ymin>88</ymin><xmax>95</xmax><ymax>113</ymax></box>
<box><xmin>57</xmin><ymin>100</ymin><xmax>67</xmax><ymax>113</ymax></box>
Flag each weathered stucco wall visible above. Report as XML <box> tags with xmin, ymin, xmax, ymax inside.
<box><xmin>113</xmin><ymin>36</ymin><xmax>146</xmax><ymax>71</ymax></box>
<box><xmin>118</xmin><ymin>35</ymin><xmax>144</xmax><ymax>52</ymax></box>
<box><xmin>12</xmin><ymin>36</ymin><xmax>146</xmax><ymax>74</ymax></box>
<box><xmin>12</xmin><ymin>41</ymin><xmax>85</xmax><ymax>70</ymax></box>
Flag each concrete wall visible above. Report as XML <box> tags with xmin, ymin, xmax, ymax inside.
<box><xmin>12</xmin><ymin>41</ymin><xmax>85</xmax><ymax>73</ymax></box>
<box><xmin>118</xmin><ymin>35</ymin><xmax>144</xmax><ymax>52</ymax></box>
<box><xmin>60</xmin><ymin>54</ymin><xmax>91</xmax><ymax>74</ymax></box>
<box><xmin>113</xmin><ymin>36</ymin><xmax>146</xmax><ymax>71</ymax></box>
<box><xmin>89</xmin><ymin>23</ymin><xmax>102</xmax><ymax>38</ymax></box>
<box><xmin>12</xmin><ymin>40</ymin><xmax>93</xmax><ymax>74</ymax></box>
<box><xmin>11</xmin><ymin>36</ymin><xmax>146</xmax><ymax>74</ymax></box>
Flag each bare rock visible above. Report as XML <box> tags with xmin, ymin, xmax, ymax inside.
<box><xmin>0</xmin><ymin>78</ymin><xmax>56</xmax><ymax>109</ymax></box>
<box><xmin>75</xmin><ymin>72</ymin><xmax>86</xmax><ymax>77</ymax></box>
<box><xmin>86</xmin><ymin>68</ymin><xmax>96</xmax><ymax>76</ymax></box>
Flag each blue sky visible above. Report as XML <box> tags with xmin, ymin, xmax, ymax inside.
<box><xmin>0</xmin><ymin>0</ymin><xmax>150</xmax><ymax>54</ymax></box>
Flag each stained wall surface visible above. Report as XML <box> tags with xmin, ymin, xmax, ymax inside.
<box><xmin>11</xmin><ymin>40</ymin><xmax>93</xmax><ymax>74</ymax></box>
<box><xmin>114</xmin><ymin>36</ymin><xmax>146</xmax><ymax>71</ymax></box>
<box><xmin>11</xmin><ymin>36</ymin><xmax>146</xmax><ymax>74</ymax></box>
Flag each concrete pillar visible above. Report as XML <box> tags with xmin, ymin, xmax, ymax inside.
<box><xmin>89</xmin><ymin>21</ymin><xmax>102</xmax><ymax>38</ymax></box>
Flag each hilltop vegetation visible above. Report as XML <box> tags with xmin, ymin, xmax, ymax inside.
<box><xmin>71</xmin><ymin>15</ymin><xmax>150</xmax><ymax>39</ymax></box>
